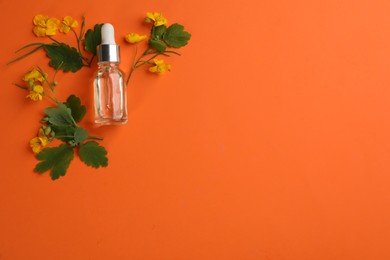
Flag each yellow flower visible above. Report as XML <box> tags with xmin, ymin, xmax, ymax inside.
<box><xmin>125</xmin><ymin>33</ymin><xmax>147</xmax><ymax>44</ymax></box>
<box><xmin>26</xmin><ymin>85</ymin><xmax>44</xmax><ymax>101</ymax></box>
<box><xmin>30</xmin><ymin>137</ymin><xmax>42</xmax><ymax>154</ymax></box>
<box><xmin>33</xmin><ymin>15</ymin><xmax>60</xmax><ymax>37</ymax></box>
<box><xmin>38</xmin><ymin>128</ymin><xmax>49</xmax><ymax>146</ymax></box>
<box><xmin>146</xmin><ymin>12</ymin><xmax>167</xmax><ymax>27</ymax></box>
<box><xmin>149</xmin><ymin>59</ymin><xmax>171</xmax><ymax>74</ymax></box>
<box><xmin>59</xmin><ymin>16</ymin><xmax>78</xmax><ymax>34</ymax></box>
<box><xmin>22</xmin><ymin>69</ymin><xmax>46</xmax><ymax>83</ymax></box>
<box><xmin>30</xmin><ymin>128</ymin><xmax>49</xmax><ymax>154</ymax></box>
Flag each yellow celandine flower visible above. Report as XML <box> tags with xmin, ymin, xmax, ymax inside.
<box><xmin>149</xmin><ymin>59</ymin><xmax>171</xmax><ymax>74</ymax></box>
<box><xmin>26</xmin><ymin>85</ymin><xmax>44</xmax><ymax>101</ymax></box>
<box><xmin>125</xmin><ymin>33</ymin><xmax>147</xmax><ymax>44</ymax></box>
<box><xmin>59</xmin><ymin>16</ymin><xmax>78</xmax><ymax>34</ymax></box>
<box><xmin>22</xmin><ymin>69</ymin><xmax>47</xmax><ymax>83</ymax></box>
<box><xmin>146</xmin><ymin>12</ymin><xmax>168</xmax><ymax>27</ymax></box>
<box><xmin>33</xmin><ymin>15</ymin><xmax>60</xmax><ymax>37</ymax></box>
<box><xmin>30</xmin><ymin>128</ymin><xmax>49</xmax><ymax>154</ymax></box>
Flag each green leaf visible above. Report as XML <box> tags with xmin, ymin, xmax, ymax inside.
<box><xmin>44</xmin><ymin>43</ymin><xmax>84</xmax><ymax>72</ymax></box>
<box><xmin>84</xmin><ymin>24</ymin><xmax>103</xmax><ymax>55</ymax></box>
<box><xmin>34</xmin><ymin>144</ymin><xmax>74</xmax><ymax>180</ymax></box>
<box><xmin>152</xmin><ymin>25</ymin><xmax>167</xmax><ymax>40</ymax></box>
<box><xmin>50</xmin><ymin>125</ymin><xmax>75</xmax><ymax>142</ymax></box>
<box><xmin>79</xmin><ymin>141</ymin><xmax>108</xmax><ymax>168</ymax></box>
<box><xmin>63</xmin><ymin>95</ymin><xmax>86</xmax><ymax>122</ymax></box>
<box><xmin>149</xmin><ymin>38</ymin><xmax>167</xmax><ymax>52</ymax></box>
<box><xmin>74</xmin><ymin>127</ymin><xmax>89</xmax><ymax>144</ymax></box>
<box><xmin>163</xmin><ymin>23</ymin><xmax>191</xmax><ymax>48</ymax></box>
<box><xmin>44</xmin><ymin>103</ymin><xmax>74</xmax><ymax>127</ymax></box>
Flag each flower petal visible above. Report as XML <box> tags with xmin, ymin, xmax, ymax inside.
<box><xmin>125</xmin><ymin>33</ymin><xmax>147</xmax><ymax>43</ymax></box>
<box><xmin>63</xmin><ymin>16</ymin><xmax>78</xmax><ymax>28</ymax></box>
<box><xmin>33</xmin><ymin>26</ymin><xmax>46</xmax><ymax>37</ymax></box>
<box><xmin>33</xmin><ymin>15</ymin><xmax>48</xmax><ymax>27</ymax></box>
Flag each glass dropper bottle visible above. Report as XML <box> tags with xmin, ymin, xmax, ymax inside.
<box><xmin>94</xmin><ymin>23</ymin><xmax>128</xmax><ymax>125</ymax></box>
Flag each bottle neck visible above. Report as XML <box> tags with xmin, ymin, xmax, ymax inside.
<box><xmin>97</xmin><ymin>44</ymin><xmax>120</xmax><ymax>63</ymax></box>
<box><xmin>98</xmin><ymin>61</ymin><xmax>120</xmax><ymax>68</ymax></box>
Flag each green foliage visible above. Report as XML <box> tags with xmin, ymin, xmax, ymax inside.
<box><xmin>44</xmin><ymin>103</ymin><xmax>74</xmax><ymax>127</ymax></box>
<box><xmin>149</xmin><ymin>38</ymin><xmax>167</xmax><ymax>52</ymax></box>
<box><xmin>148</xmin><ymin>24</ymin><xmax>191</xmax><ymax>52</ymax></box>
<box><xmin>74</xmin><ymin>127</ymin><xmax>89</xmax><ymax>144</ymax></box>
<box><xmin>34</xmin><ymin>144</ymin><xmax>75</xmax><ymax>180</ymax></box>
<box><xmin>79</xmin><ymin>141</ymin><xmax>108</xmax><ymax>168</ymax></box>
<box><xmin>51</xmin><ymin>125</ymin><xmax>75</xmax><ymax>142</ymax></box>
<box><xmin>38</xmin><ymin>97</ymin><xmax>107</xmax><ymax>179</ymax></box>
<box><xmin>9</xmin><ymin>17</ymin><xmax>110</xmax><ymax>180</ymax></box>
<box><xmin>127</xmin><ymin>17</ymin><xmax>191</xmax><ymax>83</ymax></box>
<box><xmin>84</xmin><ymin>24</ymin><xmax>103</xmax><ymax>55</ymax></box>
<box><xmin>44</xmin><ymin>43</ymin><xmax>84</xmax><ymax>72</ymax></box>
<box><xmin>163</xmin><ymin>23</ymin><xmax>191</xmax><ymax>48</ymax></box>
<box><xmin>152</xmin><ymin>25</ymin><xmax>167</xmax><ymax>40</ymax></box>
<box><xmin>63</xmin><ymin>95</ymin><xmax>86</xmax><ymax>122</ymax></box>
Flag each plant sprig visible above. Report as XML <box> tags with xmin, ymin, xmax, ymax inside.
<box><xmin>8</xmin><ymin>15</ymin><xmax>102</xmax><ymax>73</ymax></box>
<box><xmin>15</xmin><ymin>65</ymin><xmax>108</xmax><ymax>180</ymax></box>
<box><xmin>125</xmin><ymin>13</ymin><xmax>191</xmax><ymax>84</ymax></box>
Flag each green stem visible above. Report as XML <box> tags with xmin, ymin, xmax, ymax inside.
<box><xmin>36</xmin><ymin>66</ymin><xmax>58</xmax><ymax>101</ymax></box>
<box><xmin>87</xmin><ymin>135</ymin><xmax>103</xmax><ymax>141</ymax></box>
<box><xmin>7</xmin><ymin>45</ymin><xmax>44</xmax><ymax>65</ymax></box>
<box><xmin>42</xmin><ymin>93</ymin><xmax>58</xmax><ymax>104</ymax></box>
<box><xmin>126</xmin><ymin>46</ymin><xmax>181</xmax><ymax>84</ymax></box>
<box><xmin>51</xmin><ymin>61</ymin><xmax>63</xmax><ymax>90</ymax></box>
<box><xmin>71</xmin><ymin>27</ymin><xmax>88</xmax><ymax>62</ymax></box>
<box><xmin>87</xmin><ymin>54</ymin><xmax>96</xmax><ymax>67</ymax></box>
<box><xmin>54</xmin><ymin>135</ymin><xmax>74</xmax><ymax>138</ymax></box>
<box><xmin>14</xmin><ymin>83</ymin><xmax>28</xmax><ymax>90</ymax></box>
<box><xmin>126</xmin><ymin>45</ymin><xmax>139</xmax><ymax>84</ymax></box>
<box><xmin>79</xmin><ymin>16</ymin><xmax>86</xmax><ymax>40</ymax></box>
<box><xmin>135</xmin><ymin>53</ymin><xmax>161</xmax><ymax>68</ymax></box>
<box><xmin>14</xmin><ymin>42</ymin><xmax>45</xmax><ymax>53</ymax></box>
<box><xmin>48</xmin><ymin>36</ymin><xmax>60</xmax><ymax>44</ymax></box>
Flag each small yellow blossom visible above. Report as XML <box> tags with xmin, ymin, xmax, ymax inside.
<box><xmin>59</xmin><ymin>16</ymin><xmax>78</xmax><ymax>34</ymax></box>
<box><xmin>38</xmin><ymin>128</ymin><xmax>49</xmax><ymax>146</ymax></box>
<box><xmin>26</xmin><ymin>85</ymin><xmax>44</xmax><ymax>101</ymax></box>
<box><xmin>146</xmin><ymin>12</ymin><xmax>167</xmax><ymax>27</ymax></box>
<box><xmin>33</xmin><ymin>15</ymin><xmax>60</xmax><ymax>37</ymax></box>
<box><xmin>30</xmin><ymin>128</ymin><xmax>49</xmax><ymax>154</ymax></box>
<box><xmin>30</xmin><ymin>137</ymin><xmax>42</xmax><ymax>154</ymax></box>
<box><xmin>149</xmin><ymin>59</ymin><xmax>171</xmax><ymax>74</ymax></box>
<box><xmin>22</xmin><ymin>69</ymin><xmax>47</xmax><ymax>83</ymax></box>
<box><xmin>125</xmin><ymin>33</ymin><xmax>147</xmax><ymax>44</ymax></box>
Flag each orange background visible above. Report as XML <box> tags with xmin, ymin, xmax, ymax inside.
<box><xmin>1</xmin><ymin>0</ymin><xmax>390</xmax><ymax>259</ymax></box>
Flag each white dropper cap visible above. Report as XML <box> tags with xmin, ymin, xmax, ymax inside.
<box><xmin>98</xmin><ymin>23</ymin><xmax>120</xmax><ymax>62</ymax></box>
<box><xmin>101</xmin><ymin>23</ymin><xmax>116</xmax><ymax>45</ymax></box>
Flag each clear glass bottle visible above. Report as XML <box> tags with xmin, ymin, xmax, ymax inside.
<box><xmin>94</xmin><ymin>24</ymin><xmax>127</xmax><ymax>125</ymax></box>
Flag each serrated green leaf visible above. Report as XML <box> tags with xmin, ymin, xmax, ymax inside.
<box><xmin>79</xmin><ymin>141</ymin><xmax>108</xmax><ymax>168</ymax></box>
<box><xmin>152</xmin><ymin>25</ymin><xmax>167</xmax><ymax>40</ymax></box>
<box><xmin>44</xmin><ymin>43</ymin><xmax>84</xmax><ymax>72</ymax></box>
<box><xmin>163</xmin><ymin>23</ymin><xmax>191</xmax><ymax>48</ymax></box>
<box><xmin>34</xmin><ymin>144</ymin><xmax>74</xmax><ymax>180</ymax></box>
<box><xmin>84</xmin><ymin>24</ymin><xmax>103</xmax><ymax>55</ymax></box>
<box><xmin>74</xmin><ymin>127</ymin><xmax>89</xmax><ymax>144</ymax></box>
<box><xmin>149</xmin><ymin>38</ymin><xmax>167</xmax><ymax>52</ymax></box>
<box><xmin>64</xmin><ymin>95</ymin><xmax>86</xmax><ymax>122</ymax></box>
<box><xmin>44</xmin><ymin>103</ymin><xmax>74</xmax><ymax>127</ymax></box>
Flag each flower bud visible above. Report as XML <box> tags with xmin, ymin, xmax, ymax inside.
<box><xmin>44</xmin><ymin>126</ymin><xmax>51</xmax><ymax>136</ymax></box>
